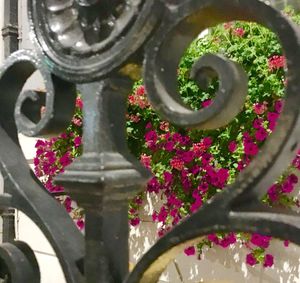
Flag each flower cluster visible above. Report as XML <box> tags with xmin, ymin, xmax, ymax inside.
<box><xmin>34</xmin><ymin>96</ymin><xmax>84</xmax><ymax>230</ymax></box>
<box><xmin>34</xmin><ymin>7</ymin><xmax>300</xmax><ymax>268</ymax></box>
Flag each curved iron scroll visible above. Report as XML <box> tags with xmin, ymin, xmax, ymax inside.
<box><xmin>0</xmin><ymin>0</ymin><xmax>299</xmax><ymax>282</ymax></box>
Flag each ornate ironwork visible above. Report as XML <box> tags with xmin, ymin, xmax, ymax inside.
<box><xmin>0</xmin><ymin>0</ymin><xmax>300</xmax><ymax>282</ymax></box>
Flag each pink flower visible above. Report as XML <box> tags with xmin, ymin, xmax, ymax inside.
<box><xmin>76</xmin><ymin>219</ymin><xmax>85</xmax><ymax>230</ymax></box>
<box><xmin>202</xmin><ymin>99</ymin><xmax>212</xmax><ymax>108</ymax></box>
<box><xmin>255</xmin><ymin>127</ymin><xmax>268</xmax><ymax>142</ymax></box>
<box><xmin>157</xmin><ymin>207</ymin><xmax>168</xmax><ymax>223</ymax></box>
<box><xmin>147</xmin><ymin>177</ymin><xmax>160</xmax><ymax>193</ymax></box>
<box><xmin>130</xmin><ymin>217</ymin><xmax>140</xmax><ymax>227</ymax></box>
<box><xmin>281</xmin><ymin>181</ymin><xmax>294</xmax><ymax>193</ymax></box>
<box><xmin>74</xmin><ymin>136</ymin><xmax>82</xmax><ymax>148</ymax></box>
<box><xmin>244</xmin><ymin>141</ymin><xmax>259</xmax><ymax>156</ymax></box>
<box><xmin>228</xmin><ymin>141</ymin><xmax>237</xmax><ymax>153</ymax></box>
<box><xmin>145</xmin><ymin>122</ymin><xmax>152</xmax><ymax>129</ymax></box>
<box><xmin>253</xmin><ymin>118</ymin><xmax>263</xmax><ymax>129</ymax></box>
<box><xmin>184</xmin><ymin>246</ymin><xmax>196</xmax><ymax>256</ymax></box>
<box><xmin>164</xmin><ymin>171</ymin><xmax>173</xmax><ymax>184</ymax></box>
<box><xmin>267</xmin><ymin>112</ymin><xmax>279</xmax><ymax>123</ymax></box>
<box><xmin>207</xmin><ymin>234</ymin><xmax>219</xmax><ymax>244</ymax></box>
<box><xmin>268</xmin><ymin>55</ymin><xmax>285</xmax><ymax>72</ymax></box>
<box><xmin>253</xmin><ymin>102</ymin><xmax>267</xmax><ymax>115</ymax></box>
<box><xmin>145</xmin><ymin>130</ymin><xmax>157</xmax><ymax>149</ymax></box>
<box><xmin>267</xmin><ymin>185</ymin><xmax>278</xmax><ymax>202</ymax></box>
<box><xmin>202</xmin><ymin>137</ymin><xmax>213</xmax><ymax>147</ymax></box>
<box><xmin>284</xmin><ymin>240</ymin><xmax>289</xmax><ymax>247</ymax></box>
<box><xmin>35</xmin><ymin>140</ymin><xmax>46</xmax><ymax>148</ymax></box>
<box><xmin>190</xmin><ymin>198</ymin><xmax>202</xmax><ymax>213</ymax></box>
<box><xmin>75</xmin><ymin>97</ymin><xmax>83</xmax><ymax>109</ymax></box>
<box><xmin>246</xmin><ymin>253</ymin><xmax>257</xmax><ymax>266</ymax></box>
<box><xmin>64</xmin><ymin>197</ymin><xmax>72</xmax><ymax>212</ymax></box>
<box><xmin>72</xmin><ymin>117</ymin><xmax>82</xmax><ymax>126</ymax></box>
<box><xmin>267</xmin><ymin>112</ymin><xmax>280</xmax><ymax>131</ymax></box>
<box><xmin>129</xmin><ymin>114</ymin><xmax>141</xmax><ymax>123</ymax></box>
<box><xmin>60</xmin><ymin>152</ymin><xmax>72</xmax><ymax>167</ymax></box>
<box><xmin>288</xmin><ymin>174</ymin><xmax>298</xmax><ymax>184</ymax></box>
<box><xmin>250</xmin><ymin>233</ymin><xmax>271</xmax><ymax>248</ymax></box>
<box><xmin>217</xmin><ymin>168</ymin><xmax>229</xmax><ymax>185</ymax></box>
<box><xmin>274</xmin><ymin>99</ymin><xmax>284</xmax><ymax>113</ymax></box>
<box><xmin>170</xmin><ymin>158</ymin><xmax>184</xmax><ymax>171</ymax></box>
<box><xmin>263</xmin><ymin>254</ymin><xmax>274</xmax><ymax>268</ymax></box>
<box><xmin>160</xmin><ymin>121</ymin><xmax>170</xmax><ymax>131</ymax></box>
<box><xmin>140</xmin><ymin>154</ymin><xmax>151</xmax><ymax>169</ymax></box>
<box><xmin>33</xmin><ymin>157</ymin><xmax>39</xmax><ymax>166</ymax></box>
<box><xmin>198</xmin><ymin>183</ymin><xmax>209</xmax><ymax>193</ymax></box>
<box><xmin>164</xmin><ymin>141</ymin><xmax>174</xmax><ymax>152</ymax></box>
<box><xmin>233</xmin><ymin>27</ymin><xmax>245</xmax><ymax>37</ymax></box>
<box><xmin>220</xmin><ymin>233</ymin><xmax>236</xmax><ymax>248</ymax></box>
<box><xmin>181</xmin><ymin>151</ymin><xmax>195</xmax><ymax>163</ymax></box>
<box><xmin>136</xmin><ymin>85</ymin><xmax>145</xmax><ymax>96</ymax></box>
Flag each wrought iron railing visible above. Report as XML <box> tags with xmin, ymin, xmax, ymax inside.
<box><xmin>0</xmin><ymin>0</ymin><xmax>300</xmax><ymax>282</ymax></box>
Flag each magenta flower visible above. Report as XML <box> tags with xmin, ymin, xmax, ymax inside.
<box><xmin>184</xmin><ymin>246</ymin><xmax>196</xmax><ymax>256</ymax></box>
<box><xmin>244</xmin><ymin>141</ymin><xmax>259</xmax><ymax>156</ymax></box>
<box><xmin>288</xmin><ymin>174</ymin><xmax>298</xmax><ymax>184</ymax></box>
<box><xmin>164</xmin><ymin>141</ymin><xmax>174</xmax><ymax>152</ymax></box>
<box><xmin>253</xmin><ymin>118</ymin><xmax>263</xmax><ymax>129</ymax></box>
<box><xmin>207</xmin><ymin>234</ymin><xmax>219</xmax><ymax>244</ymax></box>
<box><xmin>202</xmin><ymin>99</ymin><xmax>212</xmax><ymax>108</ymax></box>
<box><xmin>267</xmin><ymin>185</ymin><xmax>278</xmax><ymax>202</ymax></box>
<box><xmin>255</xmin><ymin>127</ymin><xmax>268</xmax><ymax>142</ymax></box>
<box><xmin>246</xmin><ymin>253</ymin><xmax>257</xmax><ymax>266</ymax></box>
<box><xmin>250</xmin><ymin>233</ymin><xmax>271</xmax><ymax>248</ymax></box>
<box><xmin>217</xmin><ymin>168</ymin><xmax>229</xmax><ymax>184</ymax></box>
<box><xmin>281</xmin><ymin>181</ymin><xmax>294</xmax><ymax>193</ymax></box>
<box><xmin>181</xmin><ymin>151</ymin><xmax>195</xmax><ymax>163</ymax></box>
<box><xmin>263</xmin><ymin>254</ymin><xmax>274</xmax><ymax>268</ymax></box>
<box><xmin>267</xmin><ymin>112</ymin><xmax>279</xmax><ymax>123</ymax></box>
<box><xmin>60</xmin><ymin>152</ymin><xmax>72</xmax><ymax>167</ymax></box>
<box><xmin>147</xmin><ymin>177</ymin><xmax>160</xmax><ymax>193</ymax></box>
<box><xmin>220</xmin><ymin>233</ymin><xmax>236</xmax><ymax>248</ymax></box>
<box><xmin>202</xmin><ymin>137</ymin><xmax>212</xmax><ymax>147</ymax></box>
<box><xmin>35</xmin><ymin>140</ymin><xmax>46</xmax><ymax>148</ymax></box>
<box><xmin>198</xmin><ymin>183</ymin><xmax>209</xmax><ymax>193</ymax></box>
<box><xmin>228</xmin><ymin>141</ymin><xmax>237</xmax><ymax>153</ymax></box>
<box><xmin>190</xmin><ymin>198</ymin><xmax>202</xmax><ymax>213</ymax></box>
<box><xmin>130</xmin><ymin>218</ymin><xmax>140</xmax><ymax>227</ymax></box>
<box><xmin>157</xmin><ymin>207</ymin><xmax>168</xmax><ymax>222</ymax></box>
<box><xmin>76</xmin><ymin>219</ymin><xmax>85</xmax><ymax>230</ymax></box>
<box><xmin>74</xmin><ymin>136</ymin><xmax>82</xmax><ymax>148</ymax></box>
<box><xmin>274</xmin><ymin>99</ymin><xmax>284</xmax><ymax>113</ymax></box>
<box><xmin>284</xmin><ymin>240</ymin><xmax>289</xmax><ymax>247</ymax></box>
<box><xmin>163</xmin><ymin>171</ymin><xmax>173</xmax><ymax>184</ymax></box>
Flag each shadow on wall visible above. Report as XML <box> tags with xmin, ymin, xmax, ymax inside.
<box><xmin>129</xmin><ymin>194</ymin><xmax>300</xmax><ymax>283</ymax></box>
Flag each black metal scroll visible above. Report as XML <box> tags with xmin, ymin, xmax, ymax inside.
<box><xmin>0</xmin><ymin>0</ymin><xmax>299</xmax><ymax>282</ymax></box>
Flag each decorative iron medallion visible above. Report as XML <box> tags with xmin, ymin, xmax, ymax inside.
<box><xmin>27</xmin><ymin>0</ymin><xmax>160</xmax><ymax>82</ymax></box>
